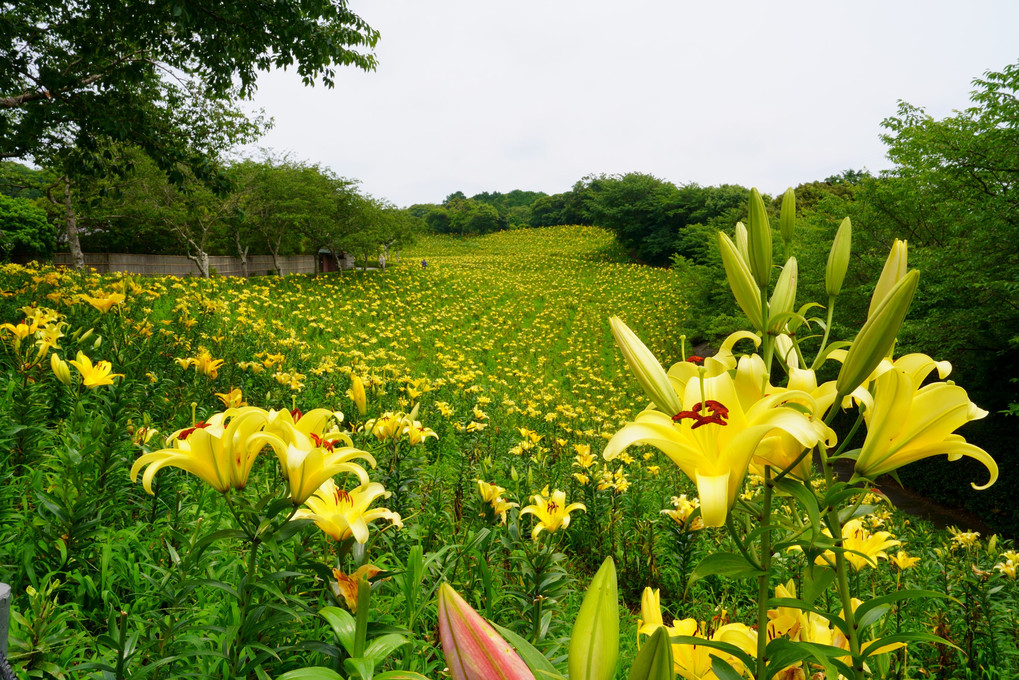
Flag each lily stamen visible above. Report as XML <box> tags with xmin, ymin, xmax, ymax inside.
<box><xmin>178</xmin><ymin>421</ymin><xmax>211</xmax><ymax>439</ymax></box>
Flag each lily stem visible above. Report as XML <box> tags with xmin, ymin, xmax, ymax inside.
<box><xmin>756</xmin><ymin>468</ymin><xmax>774</xmax><ymax>680</ymax></box>
<box><xmin>820</xmin><ymin>440</ymin><xmax>865</xmax><ymax>680</ymax></box>
<box><xmin>232</xmin><ymin>534</ymin><xmax>261</xmax><ymax>678</ymax></box>
<box><xmin>810</xmin><ymin>296</ymin><xmax>837</xmax><ymax>370</ymax></box>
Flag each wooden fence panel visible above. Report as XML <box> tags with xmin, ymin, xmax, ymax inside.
<box><xmin>52</xmin><ymin>253</ymin><xmax>323</xmax><ymax>277</ymax></box>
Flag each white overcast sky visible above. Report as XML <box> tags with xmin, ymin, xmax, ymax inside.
<box><xmin>241</xmin><ymin>1</ymin><xmax>1019</xmax><ymax>208</ymax></box>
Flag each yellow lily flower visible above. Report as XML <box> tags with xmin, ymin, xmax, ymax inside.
<box><xmin>364</xmin><ymin>412</ymin><xmax>405</xmax><ymax>440</ymax></box>
<box><xmin>489</xmin><ymin>496</ymin><xmax>518</xmax><ymax>525</ymax></box>
<box><xmin>215</xmin><ymin>388</ymin><xmax>247</xmax><ymax>408</ymax></box>
<box><xmin>661</xmin><ymin>494</ymin><xmax>702</xmax><ymax>531</ymax></box>
<box><xmin>130</xmin><ymin>407</ymin><xmax>270</xmax><ymax>494</ymax></box>
<box><xmin>815</xmin><ymin>519</ymin><xmax>901</xmax><ymax>571</ymax></box>
<box><xmin>519</xmin><ymin>488</ymin><xmax>585</xmax><ymax>539</ymax></box>
<box><xmin>605</xmin><ymin>360</ymin><xmax>822</xmax><ymax>527</ymax></box>
<box><xmin>294</xmin><ymin>479</ymin><xmax>402</xmax><ymax>543</ymax></box>
<box><xmin>263</xmin><ymin>407</ymin><xmax>347</xmax><ymax>450</ymax></box>
<box><xmin>475</xmin><ymin>479</ymin><xmax>506</xmax><ymax>504</ymax></box>
<box><xmin>1</xmin><ymin>320</ymin><xmax>37</xmax><ymax>350</ymax></box>
<box><xmin>331</xmin><ymin>564</ymin><xmax>383</xmax><ymax>612</ymax></box>
<box><xmin>69</xmin><ymin>351</ymin><xmax>123</xmax><ymax>388</ymax></box>
<box><xmin>192</xmin><ymin>350</ymin><xmax>225</xmax><ymax>379</ymax></box>
<box><xmin>854</xmin><ymin>366</ymin><xmax>998</xmax><ymax>489</ymax></box>
<box><xmin>637</xmin><ymin>587</ymin><xmax>664</xmax><ymax>642</ymax></box>
<box><xmin>638</xmin><ymin>589</ymin><xmax>757</xmax><ymax>680</ymax></box>
<box><xmin>891</xmin><ymin>550</ymin><xmax>920</xmax><ymax>570</ymax></box>
<box><xmin>80</xmin><ymin>292</ymin><xmax>125</xmax><ymax>314</ymax></box>
<box><xmin>259</xmin><ymin>432</ymin><xmax>375</xmax><ymax>505</ymax></box>
<box><xmin>406</xmin><ymin>420</ymin><xmax>438</xmax><ymax>445</ymax></box>
<box><xmin>35</xmin><ymin>322</ymin><xmax>65</xmax><ymax>354</ymax></box>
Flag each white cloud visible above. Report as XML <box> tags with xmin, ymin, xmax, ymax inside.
<box><xmin>241</xmin><ymin>0</ymin><xmax>1019</xmax><ymax>206</ymax></box>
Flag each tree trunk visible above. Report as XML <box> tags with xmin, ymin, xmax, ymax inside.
<box><xmin>63</xmin><ymin>177</ymin><xmax>84</xmax><ymax>270</ymax></box>
<box><xmin>235</xmin><ymin>232</ymin><xmax>249</xmax><ymax>277</ymax></box>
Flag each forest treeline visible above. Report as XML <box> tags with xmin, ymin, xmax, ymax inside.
<box><xmin>1</xmin><ymin>152</ymin><xmax>419</xmax><ymax>275</ymax></box>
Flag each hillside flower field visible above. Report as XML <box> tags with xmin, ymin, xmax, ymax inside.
<box><xmin>1</xmin><ymin>218</ymin><xmax>1017</xmax><ymax>679</ymax></box>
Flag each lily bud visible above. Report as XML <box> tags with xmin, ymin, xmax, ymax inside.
<box><xmin>51</xmin><ymin>353</ymin><xmax>73</xmax><ymax>386</ymax></box>
<box><xmin>717</xmin><ymin>233</ymin><xmax>764</xmax><ymax>331</ymax></box>
<box><xmin>836</xmin><ymin>269</ymin><xmax>920</xmax><ymax>396</ymax></box>
<box><xmin>868</xmin><ymin>239</ymin><xmax>908</xmax><ymax>317</ymax></box>
<box><xmin>351</xmin><ymin>374</ymin><xmax>367</xmax><ymax>416</ymax></box>
<box><xmin>768</xmin><ymin>257</ymin><xmax>798</xmax><ymax>334</ymax></box>
<box><xmin>569</xmin><ymin>557</ymin><xmax>618</xmax><ymax>680</ymax></box>
<box><xmin>609</xmin><ymin>317</ymin><xmax>682</xmax><ymax>416</ymax></box>
<box><xmin>437</xmin><ymin>583</ymin><xmax>536</xmax><ymax>680</ymax></box>
<box><xmin>825</xmin><ymin>217</ymin><xmax>852</xmax><ymax>297</ymax></box>
<box><xmin>779</xmin><ymin>187</ymin><xmax>796</xmax><ymax>250</ymax></box>
<box><xmin>627</xmin><ymin>626</ymin><xmax>674</xmax><ymax>680</ymax></box>
<box><xmin>747</xmin><ymin>188</ymin><xmax>773</xmax><ymax>289</ymax></box>
<box><xmin>733</xmin><ymin>222</ymin><xmax>750</xmax><ymax>263</ymax></box>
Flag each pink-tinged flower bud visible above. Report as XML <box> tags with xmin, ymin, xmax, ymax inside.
<box><xmin>437</xmin><ymin>583</ymin><xmax>535</xmax><ymax>680</ymax></box>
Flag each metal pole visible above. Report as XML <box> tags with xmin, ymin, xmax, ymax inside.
<box><xmin>0</xmin><ymin>582</ymin><xmax>10</xmax><ymax>657</ymax></box>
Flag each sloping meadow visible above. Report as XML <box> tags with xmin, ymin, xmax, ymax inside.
<box><xmin>0</xmin><ymin>225</ymin><xmax>1016</xmax><ymax>678</ymax></box>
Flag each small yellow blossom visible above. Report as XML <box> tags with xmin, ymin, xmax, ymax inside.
<box><xmin>891</xmin><ymin>550</ymin><xmax>920</xmax><ymax>570</ymax></box>
<box><xmin>520</xmin><ymin>488</ymin><xmax>585</xmax><ymax>539</ymax></box>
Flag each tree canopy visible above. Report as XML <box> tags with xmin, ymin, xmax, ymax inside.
<box><xmin>0</xmin><ymin>0</ymin><xmax>378</xmax><ymax>173</ymax></box>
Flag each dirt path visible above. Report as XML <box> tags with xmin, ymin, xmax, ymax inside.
<box><xmin>830</xmin><ymin>458</ymin><xmax>993</xmax><ymax>535</ymax></box>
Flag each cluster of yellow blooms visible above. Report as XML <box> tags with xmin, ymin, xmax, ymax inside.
<box><xmin>2</xmin><ymin>304</ymin><xmax>126</xmax><ymax>389</ymax></box>
<box><xmin>130</xmin><ymin>403</ymin><xmax>401</xmax><ymax>544</ymax></box>
<box><xmin>639</xmin><ymin>578</ymin><xmax>907</xmax><ymax>680</ymax></box>
<box><xmin>174</xmin><ymin>350</ymin><xmax>226</xmax><ymax>379</ymax></box>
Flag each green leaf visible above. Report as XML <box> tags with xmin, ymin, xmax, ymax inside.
<box><xmin>364</xmin><ymin>633</ymin><xmax>409</xmax><ymax>663</ymax></box>
<box><xmin>688</xmin><ymin>553</ymin><xmax>765</xmax><ymax>590</ymax></box>
<box><xmin>862</xmin><ymin>631</ymin><xmax>961</xmax><ymax>658</ymax></box>
<box><xmin>854</xmin><ymin>590</ymin><xmax>948</xmax><ymax>632</ymax></box>
<box><xmin>343</xmin><ymin>656</ymin><xmax>376</xmax><ymax>680</ymax></box>
<box><xmin>319</xmin><ymin>606</ymin><xmax>356</xmax><ymax>656</ymax></box>
<box><xmin>373</xmin><ymin>673</ymin><xmax>432</xmax><ymax>680</ymax></box>
<box><xmin>837</xmin><ymin>504</ymin><xmax>879</xmax><ymax>524</ymax></box>
<box><xmin>490</xmin><ymin>621</ymin><xmax>564</xmax><ymax>679</ymax></box>
<box><xmin>801</xmin><ymin>564</ymin><xmax>836</xmax><ymax>605</ymax></box>
<box><xmin>709</xmin><ymin>657</ymin><xmax>743</xmax><ymax>680</ymax></box>
<box><xmin>773</xmin><ymin>477</ymin><xmax>820</xmax><ymax>532</ymax></box>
